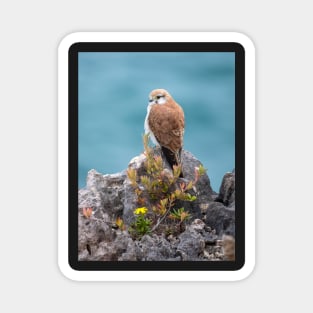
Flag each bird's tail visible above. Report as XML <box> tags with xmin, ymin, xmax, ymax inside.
<box><xmin>161</xmin><ymin>146</ymin><xmax>183</xmax><ymax>178</ymax></box>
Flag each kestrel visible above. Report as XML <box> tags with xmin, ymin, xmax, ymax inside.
<box><xmin>144</xmin><ymin>89</ymin><xmax>185</xmax><ymax>177</ymax></box>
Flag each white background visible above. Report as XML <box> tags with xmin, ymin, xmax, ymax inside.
<box><xmin>1</xmin><ymin>0</ymin><xmax>312</xmax><ymax>312</ymax></box>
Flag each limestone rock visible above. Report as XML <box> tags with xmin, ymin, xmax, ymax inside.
<box><xmin>216</xmin><ymin>170</ymin><xmax>235</xmax><ymax>207</ymax></box>
<box><xmin>123</xmin><ymin>148</ymin><xmax>213</xmax><ymax>225</ymax></box>
<box><xmin>205</xmin><ymin>202</ymin><xmax>235</xmax><ymax>237</ymax></box>
<box><xmin>78</xmin><ymin>212</ymin><xmax>115</xmax><ymax>261</ymax></box>
<box><xmin>78</xmin><ymin>149</ymin><xmax>236</xmax><ymax>261</ymax></box>
<box><xmin>205</xmin><ymin>170</ymin><xmax>236</xmax><ymax>237</ymax></box>
<box><xmin>79</xmin><ymin>169</ymin><xmax>126</xmax><ymax>219</ymax></box>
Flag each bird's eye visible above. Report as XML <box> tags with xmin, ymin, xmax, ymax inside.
<box><xmin>156</xmin><ymin>95</ymin><xmax>163</xmax><ymax>99</ymax></box>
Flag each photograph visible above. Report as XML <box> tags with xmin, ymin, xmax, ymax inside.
<box><xmin>70</xmin><ymin>42</ymin><xmax>243</xmax><ymax>270</ymax></box>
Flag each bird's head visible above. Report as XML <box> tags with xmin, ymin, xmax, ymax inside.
<box><xmin>148</xmin><ymin>89</ymin><xmax>171</xmax><ymax>105</ymax></box>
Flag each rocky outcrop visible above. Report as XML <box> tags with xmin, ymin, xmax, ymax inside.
<box><xmin>123</xmin><ymin>148</ymin><xmax>213</xmax><ymax>225</ymax></box>
<box><xmin>205</xmin><ymin>170</ymin><xmax>236</xmax><ymax>237</ymax></box>
<box><xmin>205</xmin><ymin>202</ymin><xmax>235</xmax><ymax>237</ymax></box>
<box><xmin>215</xmin><ymin>170</ymin><xmax>235</xmax><ymax>208</ymax></box>
<box><xmin>78</xmin><ymin>149</ymin><xmax>236</xmax><ymax>261</ymax></box>
<box><xmin>78</xmin><ymin>216</ymin><xmax>222</xmax><ymax>261</ymax></box>
<box><xmin>79</xmin><ymin>171</ymin><xmax>127</xmax><ymax>220</ymax></box>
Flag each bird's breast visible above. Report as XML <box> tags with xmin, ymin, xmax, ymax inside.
<box><xmin>144</xmin><ymin>103</ymin><xmax>160</xmax><ymax>146</ymax></box>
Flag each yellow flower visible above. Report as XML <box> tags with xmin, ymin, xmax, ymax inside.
<box><xmin>134</xmin><ymin>207</ymin><xmax>148</xmax><ymax>215</ymax></box>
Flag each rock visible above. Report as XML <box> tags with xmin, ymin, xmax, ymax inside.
<box><xmin>78</xmin><ymin>213</ymin><xmax>221</xmax><ymax>261</ymax></box>
<box><xmin>79</xmin><ymin>169</ymin><xmax>126</xmax><ymax>219</ymax></box>
<box><xmin>78</xmin><ymin>212</ymin><xmax>115</xmax><ymax>261</ymax></box>
<box><xmin>177</xmin><ymin>225</ymin><xmax>206</xmax><ymax>261</ymax></box>
<box><xmin>123</xmin><ymin>148</ymin><xmax>213</xmax><ymax>224</ymax></box>
<box><xmin>205</xmin><ymin>202</ymin><xmax>235</xmax><ymax>237</ymax></box>
<box><xmin>115</xmin><ymin>231</ymin><xmax>138</xmax><ymax>261</ymax></box>
<box><xmin>181</xmin><ymin>150</ymin><xmax>213</xmax><ymax>203</ymax></box>
<box><xmin>205</xmin><ymin>170</ymin><xmax>235</xmax><ymax>238</ymax></box>
<box><xmin>216</xmin><ymin>170</ymin><xmax>235</xmax><ymax>207</ymax></box>
<box><xmin>135</xmin><ymin>234</ymin><xmax>178</xmax><ymax>261</ymax></box>
<box><xmin>79</xmin><ymin>149</ymin><xmax>214</xmax><ymax>225</ymax></box>
<box><xmin>222</xmin><ymin>235</ymin><xmax>235</xmax><ymax>261</ymax></box>
<box><xmin>78</xmin><ymin>149</ymin><xmax>235</xmax><ymax>261</ymax></box>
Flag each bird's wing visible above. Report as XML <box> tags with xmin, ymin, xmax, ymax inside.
<box><xmin>148</xmin><ymin>104</ymin><xmax>184</xmax><ymax>152</ymax></box>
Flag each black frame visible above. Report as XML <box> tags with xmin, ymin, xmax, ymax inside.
<box><xmin>68</xmin><ymin>42</ymin><xmax>245</xmax><ymax>271</ymax></box>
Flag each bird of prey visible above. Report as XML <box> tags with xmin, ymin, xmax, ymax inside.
<box><xmin>144</xmin><ymin>89</ymin><xmax>185</xmax><ymax>177</ymax></box>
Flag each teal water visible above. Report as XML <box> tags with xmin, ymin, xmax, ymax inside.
<box><xmin>78</xmin><ymin>52</ymin><xmax>235</xmax><ymax>192</ymax></box>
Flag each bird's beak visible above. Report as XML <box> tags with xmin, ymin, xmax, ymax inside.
<box><xmin>149</xmin><ymin>98</ymin><xmax>154</xmax><ymax>103</ymax></box>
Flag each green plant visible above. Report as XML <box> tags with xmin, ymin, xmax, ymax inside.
<box><xmin>169</xmin><ymin>207</ymin><xmax>191</xmax><ymax>222</ymax></box>
<box><xmin>129</xmin><ymin>207</ymin><xmax>152</xmax><ymax>238</ymax></box>
<box><xmin>169</xmin><ymin>207</ymin><xmax>191</xmax><ymax>232</ymax></box>
<box><xmin>127</xmin><ymin>134</ymin><xmax>207</xmax><ymax>235</ymax></box>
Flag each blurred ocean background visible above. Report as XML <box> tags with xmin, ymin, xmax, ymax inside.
<box><xmin>78</xmin><ymin>52</ymin><xmax>235</xmax><ymax>192</ymax></box>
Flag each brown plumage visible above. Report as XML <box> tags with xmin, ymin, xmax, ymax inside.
<box><xmin>144</xmin><ymin>89</ymin><xmax>185</xmax><ymax>175</ymax></box>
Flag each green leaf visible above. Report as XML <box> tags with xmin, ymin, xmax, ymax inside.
<box><xmin>198</xmin><ymin>164</ymin><xmax>207</xmax><ymax>176</ymax></box>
